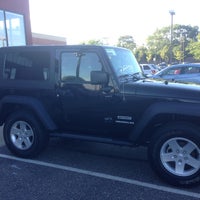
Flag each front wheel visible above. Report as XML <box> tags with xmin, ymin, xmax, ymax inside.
<box><xmin>3</xmin><ymin>111</ymin><xmax>49</xmax><ymax>158</ymax></box>
<box><xmin>148</xmin><ymin>122</ymin><xmax>200</xmax><ymax>186</ymax></box>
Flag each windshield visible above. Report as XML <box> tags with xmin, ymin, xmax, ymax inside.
<box><xmin>104</xmin><ymin>47</ymin><xmax>142</xmax><ymax>79</ymax></box>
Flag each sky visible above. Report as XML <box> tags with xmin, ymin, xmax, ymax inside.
<box><xmin>29</xmin><ymin>0</ymin><xmax>200</xmax><ymax>46</ymax></box>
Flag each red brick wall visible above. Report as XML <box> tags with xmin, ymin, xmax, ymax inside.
<box><xmin>0</xmin><ymin>0</ymin><xmax>32</xmax><ymax>45</ymax></box>
<box><xmin>32</xmin><ymin>37</ymin><xmax>66</xmax><ymax>45</ymax></box>
<box><xmin>32</xmin><ymin>33</ymin><xmax>66</xmax><ymax>45</ymax></box>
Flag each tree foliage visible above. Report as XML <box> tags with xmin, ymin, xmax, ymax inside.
<box><xmin>134</xmin><ymin>46</ymin><xmax>148</xmax><ymax>63</ymax></box>
<box><xmin>145</xmin><ymin>25</ymin><xmax>199</xmax><ymax>64</ymax></box>
<box><xmin>117</xmin><ymin>35</ymin><xmax>136</xmax><ymax>51</ymax></box>
<box><xmin>82</xmin><ymin>24</ymin><xmax>200</xmax><ymax>64</ymax></box>
<box><xmin>186</xmin><ymin>33</ymin><xmax>200</xmax><ymax>61</ymax></box>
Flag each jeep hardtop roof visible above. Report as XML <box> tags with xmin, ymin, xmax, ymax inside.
<box><xmin>0</xmin><ymin>45</ymin><xmax>126</xmax><ymax>52</ymax></box>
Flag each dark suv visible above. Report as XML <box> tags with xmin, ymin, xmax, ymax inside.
<box><xmin>0</xmin><ymin>45</ymin><xmax>199</xmax><ymax>187</ymax></box>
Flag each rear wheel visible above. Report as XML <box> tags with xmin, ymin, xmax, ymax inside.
<box><xmin>148</xmin><ymin>122</ymin><xmax>200</xmax><ymax>186</ymax></box>
<box><xmin>3</xmin><ymin>111</ymin><xmax>49</xmax><ymax>158</ymax></box>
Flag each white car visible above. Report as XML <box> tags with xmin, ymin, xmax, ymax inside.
<box><xmin>140</xmin><ymin>64</ymin><xmax>159</xmax><ymax>76</ymax></box>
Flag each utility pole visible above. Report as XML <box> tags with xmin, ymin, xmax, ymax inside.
<box><xmin>169</xmin><ymin>10</ymin><xmax>175</xmax><ymax>65</ymax></box>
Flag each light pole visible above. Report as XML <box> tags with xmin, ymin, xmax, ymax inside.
<box><xmin>180</xmin><ymin>29</ymin><xmax>187</xmax><ymax>63</ymax></box>
<box><xmin>169</xmin><ymin>10</ymin><xmax>175</xmax><ymax>64</ymax></box>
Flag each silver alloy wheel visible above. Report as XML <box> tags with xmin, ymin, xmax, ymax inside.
<box><xmin>160</xmin><ymin>137</ymin><xmax>200</xmax><ymax>177</ymax></box>
<box><xmin>10</xmin><ymin>121</ymin><xmax>34</xmax><ymax>150</ymax></box>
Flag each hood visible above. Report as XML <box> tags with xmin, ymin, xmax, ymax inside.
<box><xmin>122</xmin><ymin>79</ymin><xmax>200</xmax><ymax>102</ymax></box>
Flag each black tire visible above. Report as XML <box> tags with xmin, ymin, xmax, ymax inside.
<box><xmin>3</xmin><ymin>111</ymin><xmax>49</xmax><ymax>158</ymax></box>
<box><xmin>148</xmin><ymin>122</ymin><xmax>200</xmax><ymax>187</ymax></box>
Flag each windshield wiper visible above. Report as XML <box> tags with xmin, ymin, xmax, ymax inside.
<box><xmin>118</xmin><ymin>72</ymin><xmax>143</xmax><ymax>82</ymax></box>
<box><xmin>132</xmin><ymin>72</ymin><xmax>145</xmax><ymax>80</ymax></box>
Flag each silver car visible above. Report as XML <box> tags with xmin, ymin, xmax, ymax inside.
<box><xmin>152</xmin><ymin>63</ymin><xmax>200</xmax><ymax>84</ymax></box>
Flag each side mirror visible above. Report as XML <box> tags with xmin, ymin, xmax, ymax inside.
<box><xmin>90</xmin><ymin>71</ymin><xmax>108</xmax><ymax>85</ymax></box>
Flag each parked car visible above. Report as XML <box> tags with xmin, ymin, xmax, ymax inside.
<box><xmin>158</xmin><ymin>62</ymin><xmax>167</xmax><ymax>69</ymax></box>
<box><xmin>0</xmin><ymin>45</ymin><xmax>200</xmax><ymax>187</ymax></box>
<box><xmin>152</xmin><ymin>63</ymin><xmax>200</xmax><ymax>84</ymax></box>
<box><xmin>140</xmin><ymin>64</ymin><xmax>159</xmax><ymax>76</ymax></box>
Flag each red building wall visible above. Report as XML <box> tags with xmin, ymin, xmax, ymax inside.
<box><xmin>32</xmin><ymin>33</ymin><xmax>66</xmax><ymax>46</ymax></box>
<box><xmin>0</xmin><ymin>0</ymin><xmax>32</xmax><ymax>45</ymax></box>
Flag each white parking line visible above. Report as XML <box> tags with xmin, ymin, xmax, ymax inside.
<box><xmin>0</xmin><ymin>153</ymin><xmax>199</xmax><ymax>199</ymax></box>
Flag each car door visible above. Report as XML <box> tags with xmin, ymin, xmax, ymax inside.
<box><xmin>161</xmin><ymin>66</ymin><xmax>182</xmax><ymax>80</ymax></box>
<box><xmin>57</xmin><ymin>49</ymin><xmax>123</xmax><ymax>137</ymax></box>
<box><xmin>179</xmin><ymin>66</ymin><xmax>200</xmax><ymax>82</ymax></box>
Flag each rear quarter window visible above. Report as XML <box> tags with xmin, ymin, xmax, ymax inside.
<box><xmin>3</xmin><ymin>50</ymin><xmax>50</xmax><ymax>81</ymax></box>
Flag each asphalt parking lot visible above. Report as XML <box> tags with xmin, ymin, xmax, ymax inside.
<box><xmin>0</xmin><ymin>126</ymin><xmax>200</xmax><ymax>200</ymax></box>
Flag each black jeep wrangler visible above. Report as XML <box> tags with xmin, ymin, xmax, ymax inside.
<box><xmin>0</xmin><ymin>45</ymin><xmax>199</xmax><ymax>186</ymax></box>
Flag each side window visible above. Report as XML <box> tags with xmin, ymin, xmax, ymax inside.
<box><xmin>3</xmin><ymin>51</ymin><xmax>50</xmax><ymax>81</ymax></box>
<box><xmin>61</xmin><ymin>52</ymin><xmax>103</xmax><ymax>83</ymax></box>
<box><xmin>166</xmin><ymin>69</ymin><xmax>174</xmax><ymax>75</ymax></box>
<box><xmin>143</xmin><ymin>65</ymin><xmax>150</xmax><ymax>70</ymax></box>
<box><xmin>186</xmin><ymin>66</ymin><xmax>200</xmax><ymax>74</ymax></box>
<box><xmin>165</xmin><ymin>67</ymin><xmax>181</xmax><ymax>75</ymax></box>
<box><xmin>79</xmin><ymin>53</ymin><xmax>102</xmax><ymax>81</ymax></box>
<box><xmin>61</xmin><ymin>52</ymin><xmax>79</xmax><ymax>81</ymax></box>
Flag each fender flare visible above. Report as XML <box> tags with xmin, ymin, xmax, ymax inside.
<box><xmin>129</xmin><ymin>101</ymin><xmax>200</xmax><ymax>141</ymax></box>
<box><xmin>0</xmin><ymin>95</ymin><xmax>57</xmax><ymax>130</ymax></box>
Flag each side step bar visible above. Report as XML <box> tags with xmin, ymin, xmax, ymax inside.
<box><xmin>50</xmin><ymin>132</ymin><xmax>135</xmax><ymax>147</ymax></box>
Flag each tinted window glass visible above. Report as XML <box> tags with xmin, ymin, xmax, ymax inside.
<box><xmin>185</xmin><ymin>66</ymin><xmax>200</xmax><ymax>74</ymax></box>
<box><xmin>164</xmin><ymin>67</ymin><xmax>182</xmax><ymax>75</ymax></box>
<box><xmin>3</xmin><ymin>51</ymin><xmax>50</xmax><ymax>81</ymax></box>
<box><xmin>61</xmin><ymin>52</ymin><xmax>102</xmax><ymax>82</ymax></box>
<box><xmin>79</xmin><ymin>53</ymin><xmax>102</xmax><ymax>81</ymax></box>
<box><xmin>61</xmin><ymin>52</ymin><xmax>79</xmax><ymax>81</ymax></box>
<box><xmin>143</xmin><ymin>65</ymin><xmax>150</xmax><ymax>70</ymax></box>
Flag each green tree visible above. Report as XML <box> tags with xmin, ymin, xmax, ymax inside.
<box><xmin>146</xmin><ymin>27</ymin><xmax>170</xmax><ymax>63</ymax></box>
<box><xmin>146</xmin><ymin>51</ymin><xmax>153</xmax><ymax>63</ymax></box>
<box><xmin>160</xmin><ymin>45</ymin><xmax>170</xmax><ymax>63</ymax></box>
<box><xmin>173</xmin><ymin>45</ymin><xmax>184</xmax><ymax>62</ymax></box>
<box><xmin>186</xmin><ymin>33</ymin><xmax>200</xmax><ymax>61</ymax></box>
<box><xmin>146</xmin><ymin>25</ymin><xmax>199</xmax><ymax>64</ymax></box>
<box><xmin>172</xmin><ymin>25</ymin><xmax>198</xmax><ymax>63</ymax></box>
<box><xmin>134</xmin><ymin>46</ymin><xmax>148</xmax><ymax>63</ymax></box>
<box><xmin>117</xmin><ymin>35</ymin><xmax>136</xmax><ymax>51</ymax></box>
